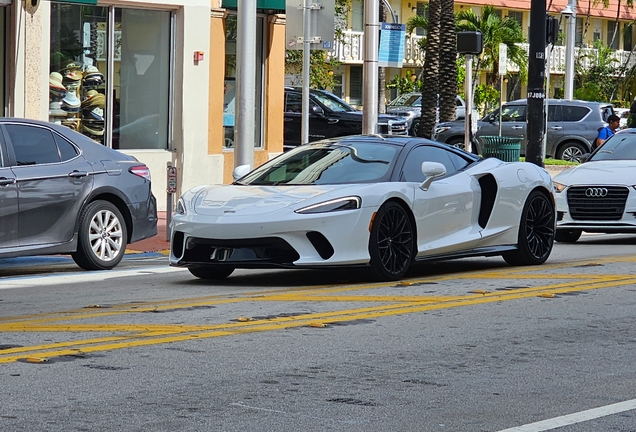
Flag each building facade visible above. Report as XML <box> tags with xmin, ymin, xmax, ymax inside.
<box><xmin>332</xmin><ymin>0</ymin><xmax>636</xmax><ymax>108</ymax></box>
<box><xmin>2</xmin><ymin>0</ymin><xmax>286</xmax><ymax>211</ymax></box>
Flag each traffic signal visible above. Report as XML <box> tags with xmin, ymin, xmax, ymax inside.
<box><xmin>546</xmin><ymin>15</ymin><xmax>559</xmax><ymax>45</ymax></box>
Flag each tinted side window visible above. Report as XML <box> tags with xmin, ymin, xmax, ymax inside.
<box><xmin>54</xmin><ymin>134</ymin><xmax>79</xmax><ymax>161</ymax></box>
<box><xmin>5</xmin><ymin>125</ymin><xmax>60</xmax><ymax>166</ymax></box>
<box><xmin>561</xmin><ymin>106</ymin><xmax>590</xmax><ymax>122</ymax></box>
<box><xmin>547</xmin><ymin>105</ymin><xmax>561</xmax><ymax>121</ymax></box>
<box><xmin>285</xmin><ymin>92</ymin><xmax>302</xmax><ymax>113</ymax></box>
<box><xmin>500</xmin><ymin>105</ymin><xmax>526</xmax><ymax>122</ymax></box>
<box><xmin>401</xmin><ymin>146</ymin><xmax>457</xmax><ymax>182</ymax></box>
<box><xmin>600</xmin><ymin>106</ymin><xmax>614</xmax><ymax>122</ymax></box>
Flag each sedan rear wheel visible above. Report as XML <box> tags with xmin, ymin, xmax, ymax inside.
<box><xmin>72</xmin><ymin>200</ymin><xmax>128</xmax><ymax>270</ymax></box>
<box><xmin>503</xmin><ymin>191</ymin><xmax>555</xmax><ymax>266</ymax></box>
<box><xmin>555</xmin><ymin>229</ymin><xmax>582</xmax><ymax>243</ymax></box>
<box><xmin>188</xmin><ymin>266</ymin><xmax>235</xmax><ymax>280</ymax></box>
<box><xmin>368</xmin><ymin>202</ymin><xmax>415</xmax><ymax>281</ymax></box>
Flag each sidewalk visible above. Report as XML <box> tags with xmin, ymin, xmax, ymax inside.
<box><xmin>126</xmin><ymin>211</ymin><xmax>170</xmax><ymax>254</ymax></box>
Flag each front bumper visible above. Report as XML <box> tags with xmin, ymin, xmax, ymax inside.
<box><xmin>169</xmin><ymin>207</ymin><xmax>377</xmax><ymax>268</ymax></box>
<box><xmin>555</xmin><ymin>185</ymin><xmax>636</xmax><ymax>233</ymax></box>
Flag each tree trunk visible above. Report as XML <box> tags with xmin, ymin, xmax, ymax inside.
<box><xmin>438</xmin><ymin>0</ymin><xmax>457</xmax><ymax>123</ymax></box>
<box><xmin>418</xmin><ymin>0</ymin><xmax>441</xmax><ymax>138</ymax></box>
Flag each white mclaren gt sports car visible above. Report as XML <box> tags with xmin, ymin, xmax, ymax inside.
<box><xmin>170</xmin><ymin>135</ymin><xmax>556</xmax><ymax>281</ymax></box>
<box><xmin>553</xmin><ymin>128</ymin><xmax>636</xmax><ymax>243</ymax></box>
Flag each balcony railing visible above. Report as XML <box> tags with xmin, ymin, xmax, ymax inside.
<box><xmin>332</xmin><ymin>30</ymin><xmax>636</xmax><ymax>74</ymax></box>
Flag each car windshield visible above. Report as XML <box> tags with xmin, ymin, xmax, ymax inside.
<box><xmin>590</xmin><ymin>134</ymin><xmax>636</xmax><ymax>161</ymax></box>
<box><xmin>389</xmin><ymin>94</ymin><xmax>421</xmax><ymax>107</ymax></box>
<box><xmin>236</xmin><ymin>142</ymin><xmax>398</xmax><ymax>185</ymax></box>
<box><xmin>311</xmin><ymin>91</ymin><xmax>356</xmax><ymax>113</ymax></box>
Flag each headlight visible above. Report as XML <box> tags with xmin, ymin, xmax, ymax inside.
<box><xmin>553</xmin><ymin>182</ymin><xmax>567</xmax><ymax>193</ymax></box>
<box><xmin>433</xmin><ymin>126</ymin><xmax>451</xmax><ymax>135</ymax></box>
<box><xmin>295</xmin><ymin>196</ymin><xmax>361</xmax><ymax>214</ymax></box>
<box><xmin>175</xmin><ymin>197</ymin><xmax>187</xmax><ymax>215</ymax></box>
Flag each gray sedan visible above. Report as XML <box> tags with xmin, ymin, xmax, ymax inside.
<box><xmin>0</xmin><ymin>118</ymin><xmax>157</xmax><ymax>270</ymax></box>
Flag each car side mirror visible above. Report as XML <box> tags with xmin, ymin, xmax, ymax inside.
<box><xmin>311</xmin><ymin>105</ymin><xmax>325</xmax><ymax>117</ymax></box>
<box><xmin>420</xmin><ymin>162</ymin><xmax>447</xmax><ymax>191</ymax></box>
<box><xmin>579</xmin><ymin>153</ymin><xmax>590</xmax><ymax>163</ymax></box>
<box><xmin>232</xmin><ymin>164</ymin><xmax>251</xmax><ymax>181</ymax></box>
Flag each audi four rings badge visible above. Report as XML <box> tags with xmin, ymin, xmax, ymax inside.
<box><xmin>585</xmin><ymin>188</ymin><xmax>608</xmax><ymax>197</ymax></box>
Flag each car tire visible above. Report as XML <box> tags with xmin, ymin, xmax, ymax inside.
<box><xmin>503</xmin><ymin>191</ymin><xmax>555</xmax><ymax>266</ymax></box>
<box><xmin>368</xmin><ymin>201</ymin><xmax>415</xmax><ymax>281</ymax></box>
<box><xmin>556</xmin><ymin>142</ymin><xmax>587</xmax><ymax>162</ymax></box>
<box><xmin>188</xmin><ymin>266</ymin><xmax>235</xmax><ymax>280</ymax></box>
<box><xmin>410</xmin><ymin>119</ymin><xmax>419</xmax><ymax>137</ymax></box>
<box><xmin>555</xmin><ymin>229</ymin><xmax>582</xmax><ymax>243</ymax></box>
<box><xmin>72</xmin><ymin>200</ymin><xmax>128</xmax><ymax>270</ymax></box>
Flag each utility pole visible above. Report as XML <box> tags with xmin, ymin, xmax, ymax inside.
<box><xmin>526</xmin><ymin>0</ymin><xmax>546</xmax><ymax>167</ymax></box>
<box><xmin>362</xmin><ymin>0</ymin><xmax>379</xmax><ymax>134</ymax></box>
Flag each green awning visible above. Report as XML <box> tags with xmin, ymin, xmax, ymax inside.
<box><xmin>222</xmin><ymin>0</ymin><xmax>285</xmax><ymax>11</ymax></box>
<box><xmin>49</xmin><ymin>0</ymin><xmax>99</xmax><ymax>4</ymax></box>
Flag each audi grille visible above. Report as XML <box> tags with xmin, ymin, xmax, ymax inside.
<box><xmin>566</xmin><ymin>186</ymin><xmax>629</xmax><ymax>220</ymax></box>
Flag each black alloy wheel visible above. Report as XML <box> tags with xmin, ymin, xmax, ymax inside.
<box><xmin>503</xmin><ymin>191</ymin><xmax>555</xmax><ymax>266</ymax></box>
<box><xmin>368</xmin><ymin>202</ymin><xmax>415</xmax><ymax>281</ymax></box>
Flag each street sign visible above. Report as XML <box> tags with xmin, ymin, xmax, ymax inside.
<box><xmin>285</xmin><ymin>0</ymin><xmax>335</xmax><ymax>50</ymax></box>
<box><xmin>378</xmin><ymin>23</ymin><xmax>406</xmax><ymax>68</ymax></box>
<box><xmin>499</xmin><ymin>43</ymin><xmax>508</xmax><ymax>75</ymax></box>
<box><xmin>167</xmin><ymin>166</ymin><xmax>177</xmax><ymax>194</ymax></box>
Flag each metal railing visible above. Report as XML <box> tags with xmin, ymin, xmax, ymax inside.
<box><xmin>331</xmin><ymin>30</ymin><xmax>636</xmax><ymax>74</ymax></box>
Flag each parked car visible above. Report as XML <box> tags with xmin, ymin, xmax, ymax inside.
<box><xmin>386</xmin><ymin>93</ymin><xmax>473</xmax><ymax>136</ymax></box>
<box><xmin>433</xmin><ymin>99</ymin><xmax>615</xmax><ymax>161</ymax></box>
<box><xmin>553</xmin><ymin>128</ymin><xmax>636</xmax><ymax>243</ymax></box>
<box><xmin>170</xmin><ymin>135</ymin><xmax>555</xmax><ymax>282</ymax></box>
<box><xmin>0</xmin><ymin>118</ymin><xmax>157</xmax><ymax>270</ymax></box>
<box><xmin>284</xmin><ymin>87</ymin><xmax>408</xmax><ymax>150</ymax></box>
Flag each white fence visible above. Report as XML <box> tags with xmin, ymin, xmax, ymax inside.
<box><xmin>332</xmin><ymin>30</ymin><xmax>636</xmax><ymax>74</ymax></box>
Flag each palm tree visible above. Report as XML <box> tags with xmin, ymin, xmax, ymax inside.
<box><xmin>455</xmin><ymin>5</ymin><xmax>527</xmax><ymax>90</ymax></box>
<box><xmin>438</xmin><ymin>0</ymin><xmax>457</xmax><ymax>123</ymax></box>
<box><xmin>417</xmin><ymin>0</ymin><xmax>441</xmax><ymax>138</ymax></box>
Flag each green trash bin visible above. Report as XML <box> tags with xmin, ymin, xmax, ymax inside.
<box><xmin>480</xmin><ymin>136</ymin><xmax>522</xmax><ymax>162</ymax></box>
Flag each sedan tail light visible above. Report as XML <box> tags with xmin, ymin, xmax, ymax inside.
<box><xmin>129</xmin><ymin>165</ymin><xmax>151</xmax><ymax>181</ymax></box>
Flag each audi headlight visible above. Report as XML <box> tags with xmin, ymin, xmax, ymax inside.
<box><xmin>295</xmin><ymin>196</ymin><xmax>361</xmax><ymax>214</ymax></box>
<box><xmin>553</xmin><ymin>182</ymin><xmax>567</xmax><ymax>193</ymax></box>
<box><xmin>175</xmin><ymin>197</ymin><xmax>187</xmax><ymax>215</ymax></box>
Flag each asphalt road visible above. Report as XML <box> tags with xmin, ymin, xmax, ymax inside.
<box><xmin>1</xmin><ymin>234</ymin><xmax>636</xmax><ymax>431</ymax></box>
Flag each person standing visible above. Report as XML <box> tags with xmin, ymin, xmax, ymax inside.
<box><xmin>595</xmin><ymin>114</ymin><xmax>621</xmax><ymax>148</ymax></box>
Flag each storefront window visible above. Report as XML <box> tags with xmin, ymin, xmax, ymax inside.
<box><xmin>50</xmin><ymin>4</ymin><xmax>171</xmax><ymax>150</ymax></box>
<box><xmin>224</xmin><ymin>13</ymin><xmax>264</xmax><ymax>149</ymax></box>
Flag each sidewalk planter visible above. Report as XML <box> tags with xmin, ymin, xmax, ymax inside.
<box><xmin>480</xmin><ymin>136</ymin><xmax>522</xmax><ymax>162</ymax></box>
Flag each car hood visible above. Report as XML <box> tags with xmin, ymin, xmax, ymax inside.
<box><xmin>553</xmin><ymin>160</ymin><xmax>636</xmax><ymax>185</ymax></box>
<box><xmin>191</xmin><ymin>184</ymin><xmax>359</xmax><ymax>216</ymax></box>
<box><xmin>331</xmin><ymin>111</ymin><xmax>406</xmax><ymax>124</ymax></box>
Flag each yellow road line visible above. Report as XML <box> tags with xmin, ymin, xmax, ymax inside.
<box><xmin>2</xmin><ymin>274</ymin><xmax>636</xmax><ymax>364</ymax></box>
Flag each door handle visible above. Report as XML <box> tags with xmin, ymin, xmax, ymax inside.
<box><xmin>549</xmin><ymin>126</ymin><xmax>562</xmax><ymax>130</ymax></box>
<box><xmin>0</xmin><ymin>177</ymin><xmax>16</xmax><ymax>186</ymax></box>
<box><xmin>327</xmin><ymin>119</ymin><xmax>339</xmax><ymax>124</ymax></box>
<box><xmin>284</xmin><ymin>118</ymin><xmax>294</xmax><ymax>122</ymax></box>
<box><xmin>69</xmin><ymin>170</ymin><xmax>88</xmax><ymax>178</ymax></box>
<box><xmin>511</xmin><ymin>126</ymin><xmax>523</xmax><ymax>130</ymax></box>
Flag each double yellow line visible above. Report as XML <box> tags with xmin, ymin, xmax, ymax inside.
<box><xmin>1</xmin><ymin>259</ymin><xmax>635</xmax><ymax>364</ymax></box>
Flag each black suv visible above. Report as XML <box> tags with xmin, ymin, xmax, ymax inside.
<box><xmin>284</xmin><ymin>87</ymin><xmax>409</xmax><ymax>150</ymax></box>
<box><xmin>432</xmin><ymin>99</ymin><xmax>615</xmax><ymax>161</ymax></box>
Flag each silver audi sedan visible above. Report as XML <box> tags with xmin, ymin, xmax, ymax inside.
<box><xmin>0</xmin><ymin>118</ymin><xmax>157</xmax><ymax>269</ymax></box>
